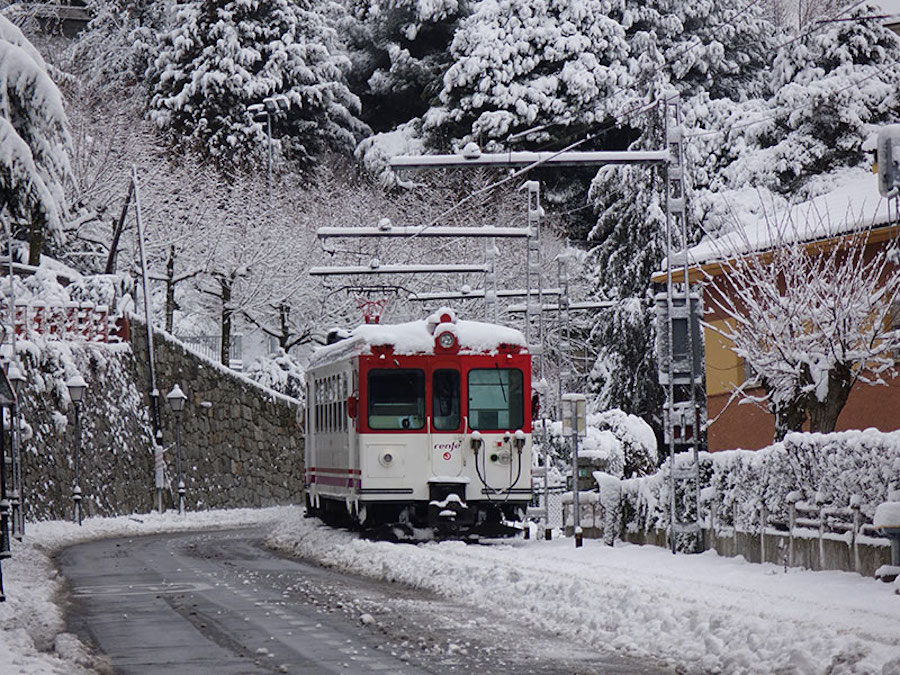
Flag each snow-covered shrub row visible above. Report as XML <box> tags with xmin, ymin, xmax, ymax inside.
<box><xmin>620</xmin><ymin>429</ymin><xmax>900</xmax><ymax>534</ymax></box>
<box><xmin>242</xmin><ymin>348</ymin><xmax>305</xmax><ymax>403</ymax></box>
<box><xmin>538</xmin><ymin>408</ymin><xmax>657</xmax><ymax>479</ymax></box>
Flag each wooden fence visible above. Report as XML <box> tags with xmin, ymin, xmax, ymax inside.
<box><xmin>0</xmin><ymin>302</ymin><xmax>125</xmax><ymax>343</ymax></box>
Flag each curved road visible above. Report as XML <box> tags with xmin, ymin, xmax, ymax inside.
<box><xmin>56</xmin><ymin>527</ymin><xmax>671</xmax><ymax>674</ymax></box>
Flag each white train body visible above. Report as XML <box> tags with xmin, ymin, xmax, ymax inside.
<box><xmin>304</xmin><ymin>309</ymin><xmax>532</xmax><ymax>535</ymax></box>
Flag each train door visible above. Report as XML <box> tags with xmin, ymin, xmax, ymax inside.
<box><xmin>430</xmin><ymin>366</ymin><xmax>464</xmax><ymax>477</ymax></box>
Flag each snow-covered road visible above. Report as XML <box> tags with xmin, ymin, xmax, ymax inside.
<box><xmin>268</xmin><ymin>516</ymin><xmax>900</xmax><ymax>675</ymax></box>
<box><xmin>1</xmin><ymin>506</ymin><xmax>899</xmax><ymax>674</ymax></box>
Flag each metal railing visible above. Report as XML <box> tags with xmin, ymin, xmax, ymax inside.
<box><xmin>176</xmin><ymin>334</ymin><xmax>243</xmax><ymax>369</ymax></box>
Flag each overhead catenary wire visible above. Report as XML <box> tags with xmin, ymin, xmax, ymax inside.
<box><xmin>394</xmin><ymin>0</ymin><xmax>859</xmax><ymax>249</ymax></box>
<box><xmin>350</xmin><ymin>0</ymin><xmax>880</xmax><ymax>278</ymax></box>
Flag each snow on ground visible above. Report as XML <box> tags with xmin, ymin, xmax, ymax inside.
<box><xmin>2</xmin><ymin>505</ymin><xmax>900</xmax><ymax>674</ymax></box>
<box><xmin>267</xmin><ymin>516</ymin><xmax>900</xmax><ymax>675</ymax></box>
<box><xmin>0</xmin><ymin>506</ymin><xmax>289</xmax><ymax>674</ymax></box>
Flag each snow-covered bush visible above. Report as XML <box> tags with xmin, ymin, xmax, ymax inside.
<box><xmin>538</xmin><ymin>408</ymin><xmax>657</xmax><ymax>479</ymax></box>
<box><xmin>620</xmin><ymin>429</ymin><xmax>900</xmax><ymax>535</ymax></box>
<box><xmin>243</xmin><ymin>349</ymin><xmax>305</xmax><ymax>402</ymax></box>
<box><xmin>593</xmin><ymin>408</ymin><xmax>658</xmax><ymax>476</ymax></box>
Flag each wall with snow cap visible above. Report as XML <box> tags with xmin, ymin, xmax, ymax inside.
<box><xmin>14</xmin><ymin>321</ymin><xmax>304</xmax><ymax>520</ymax></box>
<box><xmin>14</xmin><ymin>337</ymin><xmax>155</xmax><ymax>521</ymax></box>
<box><xmin>131</xmin><ymin>322</ymin><xmax>303</xmax><ymax>511</ymax></box>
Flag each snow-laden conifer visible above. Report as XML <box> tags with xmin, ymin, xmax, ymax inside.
<box><xmin>148</xmin><ymin>0</ymin><xmax>368</xmax><ymax>170</ymax></box>
<box><xmin>424</xmin><ymin>0</ymin><xmax>631</xmax><ymax>149</ymax></box>
<box><xmin>0</xmin><ymin>14</ymin><xmax>71</xmax><ymax>265</ymax></box>
<box><xmin>690</xmin><ymin>3</ymin><xmax>900</xmax><ymax>198</ymax></box>
<box><xmin>70</xmin><ymin>0</ymin><xmax>165</xmax><ymax>93</ymax></box>
<box><xmin>339</xmin><ymin>0</ymin><xmax>467</xmax><ymax>132</ymax></box>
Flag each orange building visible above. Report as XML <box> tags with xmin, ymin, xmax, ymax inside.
<box><xmin>654</xmin><ymin>170</ymin><xmax>900</xmax><ymax>451</ymax></box>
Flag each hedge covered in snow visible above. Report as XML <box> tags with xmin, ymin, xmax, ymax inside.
<box><xmin>538</xmin><ymin>408</ymin><xmax>658</xmax><ymax>479</ymax></box>
<box><xmin>619</xmin><ymin>429</ymin><xmax>900</xmax><ymax>534</ymax></box>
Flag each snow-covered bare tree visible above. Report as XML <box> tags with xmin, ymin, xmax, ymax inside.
<box><xmin>0</xmin><ymin>15</ymin><xmax>71</xmax><ymax>265</ymax></box>
<box><xmin>705</xmin><ymin>220</ymin><xmax>900</xmax><ymax>440</ymax></box>
<box><xmin>69</xmin><ymin>0</ymin><xmax>165</xmax><ymax>94</ymax></box>
<box><xmin>148</xmin><ymin>0</ymin><xmax>369</xmax><ymax>171</ymax></box>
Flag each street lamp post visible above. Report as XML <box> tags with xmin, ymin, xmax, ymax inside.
<box><xmin>247</xmin><ymin>94</ymin><xmax>290</xmax><ymax>188</ymax></box>
<box><xmin>562</xmin><ymin>393</ymin><xmax>587</xmax><ymax>548</ymax></box>
<box><xmin>166</xmin><ymin>384</ymin><xmax>187</xmax><ymax>514</ymax></box>
<box><xmin>6</xmin><ymin>361</ymin><xmax>24</xmax><ymax>539</ymax></box>
<box><xmin>67</xmin><ymin>374</ymin><xmax>86</xmax><ymax>526</ymax></box>
<box><xmin>0</xmin><ymin>362</ymin><xmax>16</xmax><ymax>602</ymax></box>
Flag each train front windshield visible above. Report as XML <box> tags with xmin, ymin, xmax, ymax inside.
<box><xmin>368</xmin><ymin>369</ymin><xmax>426</xmax><ymax>430</ymax></box>
<box><xmin>468</xmin><ymin>368</ymin><xmax>524</xmax><ymax>430</ymax></box>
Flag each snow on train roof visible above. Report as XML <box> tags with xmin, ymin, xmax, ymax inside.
<box><xmin>308</xmin><ymin>308</ymin><xmax>527</xmax><ymax>370</ymax></box>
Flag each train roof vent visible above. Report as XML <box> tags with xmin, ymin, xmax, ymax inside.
<box><xmin>325</xmin><ymin>328</ymin><xmax>351</xmax><ymax>345</ymax></box>
<box><xmin>426</xmin><ymin>306</ymin><xmax>458</xmax><ymax>334</ymax></box>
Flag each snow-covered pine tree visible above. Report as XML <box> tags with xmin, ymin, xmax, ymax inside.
<box><xmin>586</xmin><ymin>163</ymin><xmax>666</xmax><ymax>429</ymax></box>
<box><xmin>0</xmin><ymin>15</ymin><xmax>71</xmax><ymax>265</ymax></box>
<box><xmin>148</xmin><ymin>0</ymin><xmax>368</xmax><ymax>171</ymax></box>
<box><xmin>423</xmin><ymin>0</ymin><xmax>631</xmax><ymax>150</ymax></box>
<box><xmin>584</xmin><ymin>0</ymin><xmax>776</xmax><ymax>433</ymax></box>
<box><xmin>691</xmin><ymin>2</ymin><xmax>900</xmax><ymax>198</ymax></box>
<box><xmin>338</xmin><ymin>0</ymin><xmax>467</xmax><ymax>132</ymax></box>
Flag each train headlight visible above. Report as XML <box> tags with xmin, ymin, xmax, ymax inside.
<box><xmin>379</xmin><ymin>450</ymin><xmax>395</xmax><ymax>467</ymax></box>
<box><xmin>436</xmin><ymin>330</ymin><xmax>457</xmax><ymax>351</ymax></box>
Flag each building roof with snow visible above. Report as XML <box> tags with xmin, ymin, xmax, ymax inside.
<box><xmin>653</xmin><ymin>167</ymin><xmax>895</xmax><ymax>281</ymax></box>
<box><xmin>879</xmin><ymin>0</ymin><xmax>900</xmax><ymax>32</ymax></box>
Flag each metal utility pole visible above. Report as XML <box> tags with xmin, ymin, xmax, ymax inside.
<box><xmin>132</xmin><ymin>167</ymin><xmax>162</xmax><ymax>448</ymax></box>
<box><xmin>661</xmin><ymin>96</ymin><xmax>703</xmax><ymax>554</ymax></box>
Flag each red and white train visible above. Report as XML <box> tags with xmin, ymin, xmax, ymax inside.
<box><xmin>304</xmin><ymin>308</ymin><xmax>533</xmax><ymax>537</ymax></box>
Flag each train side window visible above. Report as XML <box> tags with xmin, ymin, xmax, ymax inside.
<box><xmin>367</xmin><ymin>369</ymin><xmax>425</xmax><ymax>430</ymax></box>
<box><xmin>468</xmin><ymin>368</ymin><xmax>524</xmax><ymax>431</ymax></box>
<box><xmin>314</xmin><ymin>380</ymin><xmax>321</xmax><ymax>432</ymax></box>
<box><xmin>341</xmin><ymin>374</ymin><xmax>348</xmax><ymax>431</ymax></box>
<box><xmin>433</xmin><ymin>369</ymin><xmax>460</xmax><ymax>431</ymax></box>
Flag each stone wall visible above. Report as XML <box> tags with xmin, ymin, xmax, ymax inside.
<box><xmin>15</xmin><ymin>322</ymin><xmax>303</xmax><ymax>521</ymax></box>
<box><xmin>131</xmin><ymin>321</ymin><xmax>304</xmax><ymax>511</ymax></box>
<box><xmin>17</xmin><ymin>340</ymin><xmax>154</xmax><ymax>520</ymax></box>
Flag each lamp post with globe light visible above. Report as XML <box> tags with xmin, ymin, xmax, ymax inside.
<box><xmin>6</xmin><ymin>360</ymin><xmax>24</xmax><ymax>538</ymax></box>
<box><xmin>247</xmin><ymin>94</ymin><xmax>290</xmax><ymax>188</ymax></box>
<box><xmin>66</xmin><ymin>374</ymin><xmax>86</xmax><ymax>525</ymax></box>
<box><xmin>166</xmin><ymin>384</ymin><xmax>187</xmax><ymax>514</ymax></box>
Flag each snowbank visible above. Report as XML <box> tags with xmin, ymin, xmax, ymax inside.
<box><xmin>268</xmin><ymin>513</ymin><xmax>900</xmax><ymax>674</ymax></box>
<box><xmin>3</xmin><ymin>505</ymin><xmax>900</xmax><ymax>674</ymax></box>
